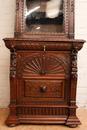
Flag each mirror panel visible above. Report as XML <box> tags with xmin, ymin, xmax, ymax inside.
<box><xmin>25</xmin><ymin>0</ymin><xmax>64</xmax><ymax>33</ymax></box>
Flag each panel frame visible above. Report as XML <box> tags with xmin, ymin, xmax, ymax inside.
<box><xmin>15</xmin><ymin>0</ymin><xmax>74</xmax><ymax>39</ymax></box>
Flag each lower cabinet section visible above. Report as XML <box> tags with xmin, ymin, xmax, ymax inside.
<box><xmin>4</xmin><ymin>39</ymin><xmax>85</xmax><ymax>127</ymax></box>
<box><xmin>16</xmin><ymin>106</ymin><xmax>68</xmax><ymax>124</ymax></box>
<box><xmin>6</xmin><ymin>105</ymin><xmax>81</xmax><ymax>127</ymax></box>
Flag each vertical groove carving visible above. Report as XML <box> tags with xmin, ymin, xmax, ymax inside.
<box><xmin>17</xmin><ymin>107</ymin><xmax>67</xmax><ymax>115</ymax></box>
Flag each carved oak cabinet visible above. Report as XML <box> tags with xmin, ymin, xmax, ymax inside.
<box><xmin>4</xmin><ymin>0</ymin><xmax>85</xmax><ymax>128</ymax></box>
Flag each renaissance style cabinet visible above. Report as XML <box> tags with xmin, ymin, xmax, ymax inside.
<box><xmin>4</xmin><ymin>0</ymin><xmax>85</xmax><ymax>128</ymax></box>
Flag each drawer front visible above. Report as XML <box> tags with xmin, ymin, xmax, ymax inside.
<box><xmin>17</xmin><ymin>79</ymin><xmax>67</xmax><ymax>104</ymax></box>
<box><xmin>24</xmin><ymin>80</ymin><xmax>64</xmax><ymax>98</ymax></box>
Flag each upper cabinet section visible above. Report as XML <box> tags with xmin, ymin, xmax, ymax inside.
<box><xmin>15</xmin><ymin>0</ymin><xmax>74</xmax><ymax>39</ymax></box>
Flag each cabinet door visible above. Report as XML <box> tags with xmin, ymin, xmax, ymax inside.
<box><xmin>16</xmin><ymin>51</ymin><xmax>70</xmax><ymax>105</ymax></box>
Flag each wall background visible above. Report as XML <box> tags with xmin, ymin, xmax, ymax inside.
<box><xmin>0</xmin><ymin>0</ymin><xmax>87</xmax><ymax>108</ymax></box>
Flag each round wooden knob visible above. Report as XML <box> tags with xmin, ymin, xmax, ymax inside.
<box><xmin>40</xmin><ymin>86</ymin><xmax>47</xmax><ymax>92</ymax></box>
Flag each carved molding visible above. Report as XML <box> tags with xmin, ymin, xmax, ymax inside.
<box><xmin>17</xmin><ymin>107</ymin><xmax>67</xmax><ymax>115</ymax></box>
<box><xmin>70</xmin><ymin>100</ymin><xmax>76</xmax><ymax>106</ymax></box>
<box><xmin>70</xmin><ymin>0</ymin><xmax>74</xmax><ymax>13</ymax></box>
<box><xmin>4</xmin><ymin>39</ymin><xmax>85</xmax><ymax>51</ymax></box>
<box><xmin>64</xmin><ymin>0</ymin><xmax>69</xmax><ymax>35</ymax></box>
<box><xmin>16</xmin><ymin>0</ymin><xmax>19</xmax><ymax>11</ymax></box>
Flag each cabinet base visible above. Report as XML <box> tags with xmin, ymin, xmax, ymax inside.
<box><xmin>65</xmin><ymin>116</ymin><xmax>81</xmax><ymax>128</ymax></box>
<box><xmin>5</xmin><ymin>115</ymin><xmax>19</xmax><ymax>127</ymax></box>
<box><xmin>6</xmin><ymin>114</ymin><xmax>81</xmax><ymax>128</ymax></box>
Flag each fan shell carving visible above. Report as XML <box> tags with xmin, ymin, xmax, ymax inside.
<box><xmin>17</xmin><ymin>54</ymin><xmax>67</xmax><ymax>78</ymax></box>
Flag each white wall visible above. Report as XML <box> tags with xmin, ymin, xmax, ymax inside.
<box><xmin>0</xmin><ymin>0</ymin><xmax>16</xmax><ymax>108</ymax></box>
<box><xmin>75</xmin><ymin>0</ymin><xmax>87</xmax><ymax>107</ymax></box>
<box><xmin>0</xmin><ymin>0</ymin><xmax>87</xmax><ymax>108</ymax></box>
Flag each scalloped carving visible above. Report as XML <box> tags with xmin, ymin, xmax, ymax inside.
<box><xmin>23</xmin><ymin>56</ymin><xmax>43</xmax><ymax>75</ymax></box>
<box><xmin>17</xmin><ymin>54</ymin><xmax>67</xmax><ymax>78</ymax></box>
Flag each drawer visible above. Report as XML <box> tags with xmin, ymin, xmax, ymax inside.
<box><xmin>17</xmin><ymin>79</ymin><xmax>67</xmax><ymax>104</ymax></box>
<box><xmin>24</xmin><ymin>80</ymin><xmax>64</xmax><ymax>98</ymax></box>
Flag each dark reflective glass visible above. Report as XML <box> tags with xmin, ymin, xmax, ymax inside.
<box><xmin>25</xmin><ymin>0</ymin><xmax>64</xmax><ymax>33</ymax></box>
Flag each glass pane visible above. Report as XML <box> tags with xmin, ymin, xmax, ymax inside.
<box><xmin>25</xmin><ymin>0</ymin><xmax>64</xmax><ymax>33</ymax></box>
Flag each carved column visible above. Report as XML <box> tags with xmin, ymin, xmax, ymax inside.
<box><xmin>69</xmin><ymin>0</ymin><xmax>74</xmax><ymax>38</ymax></box>
<box><xmin>66</xmin><ymin>49</ymin><xmax>81</xmax><ymax>127</ymax></box>
<box><xmin>70</xmin><ymin>49</ymin><xmax>78</xmax><ymax>114</ymax></box>
<box><xmin>6</xmin><ymin>49</ymin><xmax>19</xmax><ymax>126</ymax></box>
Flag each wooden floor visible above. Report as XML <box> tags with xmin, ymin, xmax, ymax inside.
<box><xmin>0</xmin><ymin>108</ymin><xmax>87</xmax><ymax>130</ymax></box>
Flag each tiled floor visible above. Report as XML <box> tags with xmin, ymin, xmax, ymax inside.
<box><xmin>0</xmin><ymin>108</ymin><xmax>87</xmax><ymax>130</ymax></box>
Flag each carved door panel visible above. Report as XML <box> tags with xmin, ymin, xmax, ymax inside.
<box><xmin>16</xmin><ymin>51</ymin><xmax>71</xmax><ymax>105</ymax></box>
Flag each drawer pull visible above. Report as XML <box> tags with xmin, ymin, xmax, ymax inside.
<box><xmin>40</xmin><ymin>86</ymin><xmax>47</xmax><ymax>93</ymax></box>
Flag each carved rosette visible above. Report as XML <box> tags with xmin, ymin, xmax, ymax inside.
<box><xmin>10</xmin><ymin>51</ymin><xmax>17</xmax><ymax>78</ymax></box>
